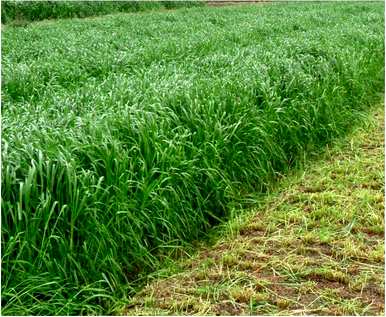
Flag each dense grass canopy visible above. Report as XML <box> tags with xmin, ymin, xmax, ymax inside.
<box><xmin>2</xmin><ymin>2</ymin><xmax>384</xmax><ymax>315</ymax></box>
<box><xmin>1</xmin><ymin>0</ymin><xmax>203</xmax><ymax>24</ymax></box>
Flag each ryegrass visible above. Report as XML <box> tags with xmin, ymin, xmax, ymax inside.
<box><xmin>1</xmin><ymin>2</ymin><xmax>385</xmax><ymax>315</ymax></box>
<box><xmin>126</xmin><ymin>105</ymin><xmax>384</xmax><ymax>316</ymax></box>
<box><xmin>1</xmin><ymin>1</ymin><xmax>203</xmax><ymax>24</ymax></box>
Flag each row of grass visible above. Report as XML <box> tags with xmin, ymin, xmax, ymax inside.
<box><xmin>2</xmin><ymin>2</ymin><xmax>385</xmax><ymax>315</ymax></box>
<box><xmin>1</xmin><ymin>0</ymin><xmax>203</xmax><ymax>24</ymax></box>
<box><xmin>126</xmin><ymin>105</ymin><xmax>385</xmax><ymax>315</ymax></box>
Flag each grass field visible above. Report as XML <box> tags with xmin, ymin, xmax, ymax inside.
<box><xmin>127</xmin><ymin>105</ymin><xmax>384</xmax><ymax>316</ymax></box>
<box><xmin>1</xmin><ymin>1</ymin><xmax>202</xmax><ymax>24</ymax></box>
<box><xmin>1</xmin><ymin>2</ymin><xmax>384</xmax><ymax>315</ymax></box>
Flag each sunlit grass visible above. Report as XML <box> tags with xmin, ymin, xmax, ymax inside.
<box><xmin>1</xmin><ymin>2</ymin><xmax>384</xmax><ymax>315</ymax></box>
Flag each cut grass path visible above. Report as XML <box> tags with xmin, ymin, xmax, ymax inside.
<box><xmin>125</xmin><ymin>105</ymin><xmax>384</xmax><ymax>315</ymax></box>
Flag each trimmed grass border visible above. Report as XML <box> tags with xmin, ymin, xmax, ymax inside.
<box><xmin>126</xmin><ymin>105</ymin><xmax>385</xmax><ymax>316</ymax></box>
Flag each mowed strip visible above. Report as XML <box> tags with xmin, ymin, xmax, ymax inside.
<box><xmin>125</xmin><ymin>106</ymin><xmax>385</xmax><ymax>316</ymax></box>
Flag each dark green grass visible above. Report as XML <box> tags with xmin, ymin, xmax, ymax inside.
<box><xmin>1</xmin><ymin>0</ymin><xmax>203</xmax><ymax>24</ymax></box>
<box><xmin>1</xmin><ymin>2</ymin><xmax>385</xmax><ymax>315</ymax></box>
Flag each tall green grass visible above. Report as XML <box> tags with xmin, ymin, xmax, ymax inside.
<box><xmin>2</xmin><ymin>2</ymin><xmax>384</xmax><ymax>315</ymax></box>
<box><xmin>1</xmin><ymin>0</ymin><xmax>203</xmax><ymax>24</ymax></box>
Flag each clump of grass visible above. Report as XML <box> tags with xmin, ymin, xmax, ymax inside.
<box><xmin>1</xmin><ymin>2</ymin><xmax>384</xmax><ymax>315</ymax></box>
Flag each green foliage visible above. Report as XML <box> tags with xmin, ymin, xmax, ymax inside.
<box><xmin>1</xmin><ymin>2</ymin><xmax>384</xmax><ymax>315</ymax></box>
<box><xmin>1</xmin><ymin>1</ymin><xmax>203</xmax><ymax>24</ymax></box>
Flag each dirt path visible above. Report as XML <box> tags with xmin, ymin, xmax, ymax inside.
<box><xmin>124</xmin><ymin>106</ymin><xmax>384</xmax><ymax>315</ymax></box>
